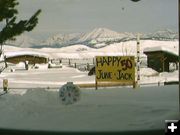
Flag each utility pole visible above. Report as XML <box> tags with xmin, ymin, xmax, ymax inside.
<box><xmin>136</xmin><ymin>33</ymin><xmax>140</xmax><ymax>87</ymax></box>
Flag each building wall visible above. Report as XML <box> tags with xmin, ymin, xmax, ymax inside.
<box><xmin>144</xmin><ymin>50</ymin><xmax>179</xmax><ymax>73</ymax></box>
<box><xmin>6</xmin><ymin>55</ymin><xmax>48</xmax><ymax>64</ymax></box>
<box><xmin>146</xmin><ymin>52</ymin><xmax>171</xmax><ymax>72</ymax></box>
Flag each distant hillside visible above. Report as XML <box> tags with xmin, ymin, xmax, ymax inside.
<box><xmin>40</xmin><ymin>33</ymin><xmax>82</xmax><ymax>48</ymax></box>
<box><xmin>144</xmin><ymin>29</ymin><xmax>178</xmax><ymax>41</ymax></box>
<box><xmin>5</xmin><ymin>34</ymin><xmax>39</xmax><ymax>48</ymax></box>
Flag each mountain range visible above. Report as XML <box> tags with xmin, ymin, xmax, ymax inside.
<box><xmin>5</xmin><ymin>28</ymin><xmax>178</xmax><ymax>48</ymax></box>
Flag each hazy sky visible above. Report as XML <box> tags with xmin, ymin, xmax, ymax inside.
<box><xmin>17</xmin><ymin>0</ymin><xmax>178</xmax><ymax>40</ymax></box>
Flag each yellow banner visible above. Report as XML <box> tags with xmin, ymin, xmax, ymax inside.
<box><xmin>95</xmin><ymin>56</ymin><xmax>135</xmax><ymax>82</ymax></box>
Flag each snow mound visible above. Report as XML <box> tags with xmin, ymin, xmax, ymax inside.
<box><xmin>140</xmin><ymin>68</ymin><xmax>159</xmax><ymax>77</ymax></box>
<box><xmin>160</xmin><ymin>70</ymin><xmax>179</xmax><ymax>77</ymax></box>
<box><xmin>16</xmin><ymin>62</ymin><xmax>26</xmax><ymax>68</ymax></box>
<box><xmin>33</xmin><ymin>64</ymin><xmax>48</xmax><ymax>69</ymax></box>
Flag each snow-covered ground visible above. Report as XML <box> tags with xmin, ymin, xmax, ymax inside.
<box><xmin>0</xmin><ymin>85</ymin><xmax>178</xmax><ymax>131</ymax></box>
<box><xmin>0</xmin><ymin>39</ymin><xmax>178</xmax><ymax>132</ymax></box>
<box><xmin>0</xmin><ymin>65</ymin><xmax>178</xmax><ymax>95</ymax></box>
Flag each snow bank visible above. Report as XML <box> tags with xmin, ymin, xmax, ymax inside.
<box><xmin>140</xmin><ymin>68</ymin><xmax>159</xmax><ymax>77</ymax></box>
<box><xmin>159</xmin><ymin>70</ymin><xmax>179</xmax><ymax>82</ymax></box>
<box><xmin>32</xmin><ymin>64</ymin><xmax>49</xmax><ymax>70</ymax></box>
<box><xmin>16</xmin><ymin>62</ymin><xmax>26</xmax><ymax>68</ymax></box>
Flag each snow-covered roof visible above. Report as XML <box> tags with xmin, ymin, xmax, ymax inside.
<box><xmin>143</xmin><ymin>46</ymin><xmax>178</xmax><ymax>56</ymax></box>
<box><xmin>5</xmin><ymin>51</ymin><xmax>50</xmax><ymax>58</ymax></box>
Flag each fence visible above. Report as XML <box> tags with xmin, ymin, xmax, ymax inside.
<box><xmin>50</xmin><ymin>57</ymin><xmax>147</xmax><ymax>69</ymax></box>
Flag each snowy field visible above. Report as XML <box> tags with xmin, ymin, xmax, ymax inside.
<box><xmin>0</xmin><ymin>85</ymin><xmax>178</xmax><ymax>132</ymax></box>
<box><xmin>0</xmin><ymin>65</ymin><xmax>178</xmax><ymax>95</ymax></box>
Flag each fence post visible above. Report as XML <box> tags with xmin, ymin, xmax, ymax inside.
<box><xmin>74</xmin><ymin>63</ymin><xmax>76</xmax><ymax>68</ymax></box>
<box><xmin>25</xmin><ymin>61</ymin><xmax>29</xmax><ymax>70</ymax></box>
<box><xmin>95</xmin><ymin>79</ymin><xmax>98</xmax><ymax>90</ymax></box>
<box><xmin>133</xmin><ymin>81</ymin><xmax>137</xmax><ymax>89</ymax></box>
<box><xmin>69</xmin><ymin>59</ymin><xmax>71</xmax><ymax>66</ymax></box>
<box><xmin>87</xmin><ymin>63</ymin><xmax>90</xmax><ymax>71</ymax></box>
<box><xmin>93</xmin><ymin>58</ymin><xmax>95</xmax><ymax>65</ymax></box>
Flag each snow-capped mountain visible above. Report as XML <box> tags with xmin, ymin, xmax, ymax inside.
<box><xmin>78</xmin><ymin>28</ymin><xmax>122</xmax><ymax>42</ymax></box>
<box><xmin>4</xmin><ymin>28</ymin><xmax>178</xmax><ymax>48</ymax></box>
<box><xmin>78</xmin><ymin>28</ymin><xmax>137</xmax><ymax>46</ymax></box>
<box><xmin>40</xmin><ymin>28</ymin><xmax>125</xmax><ymax>47</ymax></box>
<box><xmin>42</xmin><ymin>28</ymin><xmax>137</xmax><ymax>48</ymax></box>
<box><xmin>40</xmin><ymin>33</ymin><xmax>82</xmax><ymax>47</ymax></box>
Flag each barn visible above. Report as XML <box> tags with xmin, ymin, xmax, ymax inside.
<box><xmin>143</xmin><ymin>46</ymin><xmax>179</xmax><ymax>72</ymax></box>
<box><xmin>4</xmin><ymin>51</ymin><xmax>50</xmax><ymax>64</ymax></box>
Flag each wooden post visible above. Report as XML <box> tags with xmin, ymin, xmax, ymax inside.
<box><xmin>161</xmin><ymin>57</ymin><xmax>167</xmax><ymax>72</ymax></box>
<box><xmin>95</xmin><ymin>78</ymin><xmax>98</xmax><ymax>90</ymax></box>
<box><xmin>176</xmin><ymin>62</ymin><xmax>178</xmax><ymax>70</ymax></box>
<box><xmin>3</xmin><ymin>79</ymin><xmax>8</xmax><ymax>93</ymax></box>
<box><xmin>4</xmin><ymin>55</ymin><xmax>7</xmax><ymax>68</ymax></box>
<box><xmin>95</xmin><ymin>56</ymin><xmax>97</xmax><ymax>90</ymax></box>
<box><xmin>133</xmin><ymin>81</ymin><xmax>137</xmax><ymax>89</ymax></box>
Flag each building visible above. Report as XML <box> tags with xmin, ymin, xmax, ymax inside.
<box><xmin>143</xmin><ymin>46</ymin><xmax>179</xmax><ymax>72</ymax></box>
<box><xmin>5</xmin><ymin>51</ymin><xmax>49</xmax><ymax>64</ymax></box>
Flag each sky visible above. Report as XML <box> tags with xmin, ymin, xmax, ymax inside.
<box><xmin>17</xmin><ymin>0</ymin><xmax>178</xmax><ymax>40</ymax></box>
